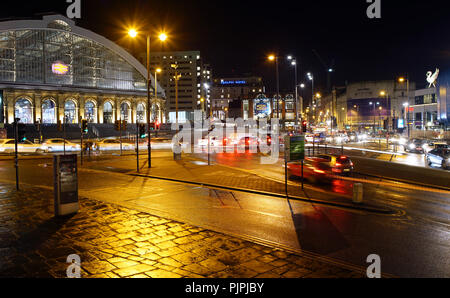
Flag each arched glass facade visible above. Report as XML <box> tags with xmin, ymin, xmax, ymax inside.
<box><xmin>64</xmin><ymin>100</ymin><xmax>77</xmax><ymax>123</ymax></box>
<box><xmin>85</xmin><ymin>101</ymin><xmax>96</xmax><ymax>123</ymax></box>
<box><xmin>0</xmin><ymin>28</ymin><xmax>147</xmax><ymax>92</ymax></box>
<box><xmin>103</xmin><ymin>101</ymin><xmax>113</xmax><ymax>124</ymax></box>
<box><xmin>15</xmin><ymin>98</ymin><xmax>32</xmax><ymax>123</ymax></box>
<box><xmin>42</xmin><ymin>99</ymin><xmax>56</xmax><ymax>123</ymax></box>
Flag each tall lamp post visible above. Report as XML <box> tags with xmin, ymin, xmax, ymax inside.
<box><xmin>128</xmin><ymin>29</ymin><xmax>167</xmax><ymax>168</ymax></box>
<box><xmin>369</xmin><ymin>101</ymin><xmax>380</xmax><ymax>133</ymax></box>
<box><xmin>287</xmin><ymin>55</ymin><xmax>299</xmax><ymax>125</ymax></box>
<box><xmin>268</xmin><ymin>55</ymin><xmax>280</xmax><ymax>120</ymax></box>
<box><xmin>398</xmin><ymin>76</ymin><xmax>410</xmax><ymax>138</ymax></box>
<box><xmin>307</xmin><ymin>72</ymin><xmax>314</xmax><ymax>124</ymax></box>
<box><xmin>171</xmin><ymin>64</ymin><xmax>181</xmax><ymax>133</ymax></box>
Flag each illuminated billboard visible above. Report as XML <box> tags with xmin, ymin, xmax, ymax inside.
<box><xmin>254</xmin><ymin>96</ymin><xmax>271</xmax><ymax>118</ymax></box>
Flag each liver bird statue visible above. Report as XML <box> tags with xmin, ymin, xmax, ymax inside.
<box><xmin>426</xmin><ymin>68</ymin><xmax>439</xmax><ymax>88</ymax></box>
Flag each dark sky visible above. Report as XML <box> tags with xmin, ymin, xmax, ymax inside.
<box><xmin>1</xmin><ymin>0</ymin><xmax>449</xmax><ymax>93</ymax></box>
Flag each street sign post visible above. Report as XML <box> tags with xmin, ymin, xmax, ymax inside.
<box><xmin>53</xmin><ymin>154</ymin><xmax>79</xmax><ymax>216</ymax></box>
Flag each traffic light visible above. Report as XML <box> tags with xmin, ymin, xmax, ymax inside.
<box><xmin>114</xmin><ymin>120</ymin><xmax>121</xmax><ymax>131</ymax></box>
<box><xmin>302</xmin><ymin>120</ymin><xmax>307</xmax><ymax>133</ymax></box>
<box><xmin>81</xmin><ymin>119</ymin><xmax>88</xmax><ymax>133</ymax></box>
<box><xmin>17</xmin><ymin>123</ymin><xmax>26</xmax><ymax>141</ymax></box>
<box><xmin>57</xmin><ymin>119</ymin><xmax>63</xmax><ymax>131</ymax></box>
<box><xmin>121</xmin><ymin>120</ymin><xmax>127</xmax><ymax>131</ymax></box>
<box><xmin>155</xmin><ymin>121</ymin><xmax>160</xmax><ymax>130</ymax></box>
<box><xmin>139</xmin><ymin>124</ymin><xmax>146</xmax><ymax>138</ymax></box>
<box><xmin>149</xmin><ymin>122</ymin><xmax>155</xmax><ymax>130</ymax></box>
<box><xmin>35</xmin><ymin>120</ymin><xmax>41</xmax><ymax>132</ymax></box>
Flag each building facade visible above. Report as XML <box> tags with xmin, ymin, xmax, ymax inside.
<box><xmin>0</xmin><ymin>15</ymin><xmax>166</xmax><ymax>126</ymax></box>
<box><xmin>143</xmin><ymin>51</ymin><xmax>210</xmax><ymax>122</ymax></box>
<box><xmin>210</xmin><ymin>76</ymin><xmax>265</xmax><ymax>120</ymax></box>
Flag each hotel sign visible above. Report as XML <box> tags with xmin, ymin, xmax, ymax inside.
<box><xmin>220</xmin><ymin>80</ymin><xmax>247</xmax><ymax>85</ymax></box>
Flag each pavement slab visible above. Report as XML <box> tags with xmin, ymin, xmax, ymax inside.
<box><xmin>0</xmin><ymin>182</ymin><xmax>365</xmax><ymax>278</ymax></box>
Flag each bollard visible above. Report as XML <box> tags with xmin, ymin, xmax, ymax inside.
<box><xmin>353</xmin><ymin>183</ymin><xmax>363</xmax><ymax>204</ymax></box>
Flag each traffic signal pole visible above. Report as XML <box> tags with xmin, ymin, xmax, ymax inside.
<box><xmin>136</xmin><ymin>122</ymin><xmax>140</xmax><ymax>173</ymax></box>
<box><xmin>14</xmin><ymin>119</ymin><xmax>19</xmax><ymax>191</ymax></box>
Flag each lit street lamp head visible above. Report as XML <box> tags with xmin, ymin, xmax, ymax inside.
<box><xmin>268</xmin><ymin>55</ymin><xmax>276</xmax><ymax>61</ymax></box>
<box><xmin>156</xmin><ymin>68</ymin><xmax>162</xmax><ymax>73</ymax></box>
<box><xmin>158</xmin><ymin>33</ymin><xmax>168</xmax><ymax>41</ymax></box>
<box><xmin>128</xmin><ymin>29</ymin><xmax>138</xmax><ymax>38</ymax></box>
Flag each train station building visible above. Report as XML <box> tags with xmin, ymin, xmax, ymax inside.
<box><xmin>0</xmin><ymin>15</ymin><xmax>166</xmax><ymax>126</ymax></box>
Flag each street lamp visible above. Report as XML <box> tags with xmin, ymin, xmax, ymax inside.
<box><xmin>369</xmin><ymin>101</ymin><xmax>380</xmax><ymax>133</ymax></box>
<box><xmin>128</xmin><ymin>28</ymin><xmax>168</xmax><ymax>168</ymax></box>
<box><xmin>288</xmin><ymin>55</ymin><xmax>300</xmax><ymax>125</ymax></box>
<box><xmin>398</xmin><ymin>76</ymin><xmax>410</xmax><ymax>138</ymax></box>
<box><xmin>268</xmin><ymin>54</ymin><xmax>280</xmax><ymax>120</ymax></box>
<box><xmin>171</xmin><ymin>63</ymin><xmax>181</xmax><ymax>133</ymax></box>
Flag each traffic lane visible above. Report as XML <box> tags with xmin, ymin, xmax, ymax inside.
<box><xmin>195</xmin><ymin>151</ymin><xmax>450</xmax><ymax>224</ymax></box>
<box><xmin>55</xmin><ymin>165</ymin><xmax>450</xmax><ymax>277</ymax></box>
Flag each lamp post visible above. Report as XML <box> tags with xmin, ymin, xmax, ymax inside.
<box><xmin>399</xmin><ymin>76</ymin><xmax>410</xmax><ymax>138</ymax></box>
<box><xmin>171</xmin><ymin>64</ymin><xmax>181</xmax><ymax>133</ymax></box>
<box><xmin>288</xmin><ymin>55</ymin><xmax>299</xmax><ymax>125</ymax></box>
<box><xmin>128</xmin><ymin>29</ymin><xmax>167</xmax><ymax>168</ymax></box>
<box><xmin>307</xmin><ymin>72</ymin><xmax>314</xmax><ymax>125</ymax></box>
<box><xmin>154</xmin><ymin>67</ymin><xmax>162</xmax><ymax>123</ymax></box>
<box><xmin>369</xmin><ymin>101</ymin><xmax>380</xmax><ymax>133</ymax></box>
<box><xmin>268</xmin><ymin>55</ymin><xmax>280</xmax><ymax>120</ymax></box>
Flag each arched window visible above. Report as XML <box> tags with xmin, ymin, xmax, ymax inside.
<box><xmin>64</xmin><ymin>100</ymin><xmax>77</xmax><ymax>123</ymax></box>
<box><xmin>42</xmin><ymin>99</ymin><xmax>56</xmax><ymax>124</ymax></box>
<box><xmin>85</xmin><ymin>101</ymin><xmax>96</xmax><ymax>123</ymax></box>
<box><xmin>136</xmin><ymin>103</ymin><xmax>145</xmax><ymax>123</ymax></box>
<box><xmin>103</xmin><ymin>101</ymin><xmax>113</xmax><ymax>124</ymax></box>
<box><xmin>15</xmin><ymin>98</ymin><xmax>33</xmax><ymax>124</ymax></box>
<box><xmin>120</xmin><ymin>102</ymin><xmax>130</xmax><ymax>123</ymax></box>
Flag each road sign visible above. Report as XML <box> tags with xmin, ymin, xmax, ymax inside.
<box><xmin>53</xmin><ymin>154</ymin><xmax>79</xmax><ymax>216</ymax></box>
<box><xmin>285</xmin><ymin>135</ymin><xmax>305</xmax><ymax>162</ymax></box>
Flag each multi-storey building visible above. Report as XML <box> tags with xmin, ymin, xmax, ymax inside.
<box><xmin>210</xmin><ymin>76</ymin><xmax>265</xmax><ymax>120</ymax></box>
<box><xmin>139</xmin><ymin>51</ymin><xmax>210</xmax><ymax>122</ymax></box>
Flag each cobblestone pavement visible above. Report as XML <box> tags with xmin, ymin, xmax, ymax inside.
<box><xmin>0</xmin><ymin>182</ymin><xmax>366</xmax><ymax>278</ymax></box>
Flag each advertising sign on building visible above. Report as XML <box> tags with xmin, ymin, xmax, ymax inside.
<box><xmin>254</xmin><ymin>96</ymin><xmax>271</xmax><ymax>118</ymax></box>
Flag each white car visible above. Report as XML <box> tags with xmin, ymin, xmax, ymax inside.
<box><xmin>94</xmin><ymin>139</ymin><xmax>133</xmax><ymax>151</ymax></box>
<box><xmin>0</xmin><ymin>139</ymin><xmax>42</xmax><ymax>153</ymax></box>
<box><xmin>41</xmin><ymin>138</ymin><xmax>81</xmax><ymax>152</ymax></box>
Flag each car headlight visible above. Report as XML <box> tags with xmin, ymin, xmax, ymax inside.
<box><xmin>409</xmin><ymin>143</ymin><xmax>415</xmax><ymax>149</ymax></box>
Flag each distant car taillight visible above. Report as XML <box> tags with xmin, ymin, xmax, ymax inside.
<box><xmin>313</xmin><ymin>168</ymin><xmax>325</xmax><ymax>174</ymax></box>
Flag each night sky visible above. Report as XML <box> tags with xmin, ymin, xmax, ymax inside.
<box><xmin>1</xmin><ymin>0</ymin><xmax>449</xmax><ymax>93</ymax></box>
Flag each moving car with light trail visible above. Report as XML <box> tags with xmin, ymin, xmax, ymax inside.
<box><xmin>426</xmin><ymin>148</ymin><xmax>450</xmax><ymax>170</ymax></box>
<box><xmin>404</xmin><ymin>139</ymin><xmax>425</xmax><ymax>153</ymax></box>
<box><xmin>0</xmin><ymin>139</ymin><xmax>42</xmax><ymax>153</ymax></box>
<box><xmin>94</xmin><ymin>139</ymin><xmax>133</xmax><ymax>151</ymax></box>
<box><xmin>287</xmin><ymin>157</ymin><xmax>333</xmax><ymax>183</ymax></box>
<box><xmin>40</xmin><ymin>138</ymin><xmax>80</xmax><ymax>152</ymax></box>
<box><xmin>315</xmin><ymin>154</ymin><xmax>354</xmax><ymax>176</ymax></box>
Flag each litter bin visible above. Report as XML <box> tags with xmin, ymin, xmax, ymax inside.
<box><xmin>353</xmin><ymin>183</ymin><xmax>363</xmax><ymax>204</ymax></box>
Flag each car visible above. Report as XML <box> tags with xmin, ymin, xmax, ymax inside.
<box><xmin>237</xmin><ymin>136</ymin><xmax>259</xmax><ymax>151</ymax></box>
<box><xmin>315</xmin><ymin>154</ymin><xmax>354</xmax><ymax>176</ymax></box>
<box><xmin>423</xmin><ymin>141</ymin><xmax>449</xmax><ymax>153</ymax></box>
<box><xmin>94</xmin><ymin>139</ymin><xmax>133</xmax><ymax>151</ymax></box>
<box><xmin>404</xmin><ymin>139</ymin><xmax>425</xmax><ymax>153</ymax></box>
<box><xmin>426</xmin><ymin>148</ymin><xmax>450</xmax><ymax>170</ymax></box>
<box><xmin>40</xmin><ymin>138</ymin><xmax>81</xmax><ymax>152</ymax></box>
<box><xmin>286</xmin><ymin>157</ymin><xmax>333</xmax><ymax>183</ymax></box>
<box><xmin>0</xmin><ymin>139</ymin><xmax>42</xmax><ymax>153</ymax></box>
